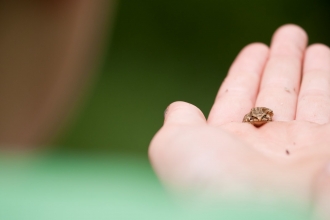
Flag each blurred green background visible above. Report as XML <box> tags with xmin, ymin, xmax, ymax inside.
<box><xmin>56</xmin><ymin>0</ymin><xmax>330</xmax><ymax>156</ymax></box>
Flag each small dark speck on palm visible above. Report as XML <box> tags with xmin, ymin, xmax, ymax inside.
<box><xmin>286</xmin><ymin>150</ymin><xmax>290</xmax><ymax>155</ymax></box>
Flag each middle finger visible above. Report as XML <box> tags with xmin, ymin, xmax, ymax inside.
<box><xmin>255</xmin><ymin>24</ymin><xmax>308</xmax><ymax>121</ymax></box>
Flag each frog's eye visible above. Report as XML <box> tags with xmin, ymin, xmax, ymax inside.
<box><xmin>250</xmin><ymin>116</ymin><xmax>258</xmax><ymax>121</ymax></box>
<box><xmin>262</xmin><ymin>115</ymin><xmax>269</xmax><ymax>121</ymax></box>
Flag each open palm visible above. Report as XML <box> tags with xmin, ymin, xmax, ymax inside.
<box><xmin>149</xmin><ymin>25</ymin><xmax>330</xmax><ymax>212</ymax></box>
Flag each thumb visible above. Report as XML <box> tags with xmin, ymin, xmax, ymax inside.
<box><xmin>164</xmin><ymin>101</ymin><xmax>206</xmax><ymax>126</ymax></box>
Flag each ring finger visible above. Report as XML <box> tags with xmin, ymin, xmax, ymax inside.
<box><xmin>296</xmin><ymin>44</ymin><xmax>330</xmax><ymax>124</ymax></box>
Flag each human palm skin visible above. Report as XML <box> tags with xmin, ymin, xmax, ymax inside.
<box><xmin>149</xmin><ymin>25</ymin><xmax>330</xmax><ymax>215</ymax></box>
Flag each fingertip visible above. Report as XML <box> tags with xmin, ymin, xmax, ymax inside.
<box><xmin>271</xmin><ymin>24</ymin><xmax>308</xmax><ymax>56</ymax></box>
<box><xmin>304</xmin><ymin>43</ymin><xmax>330</xmax><ymax>71</ymax></box>
<box><xmin>242</xmin><ymin>42</ymin><xmax>269</xmax><ymax>54</ymax></box>
<box><xmin>164</xmin><ymin>101</ymin><xmax>206</xmax><ymax>125</ymax></box>
<box><xmin>306</xmin><ymin>43</ymin><xmax>330</xmax><ymax>56</ymax></box>
<box><xmin>229</xmin><ymin>42</ymin><xmax>269</xmax><ymax>74</ymax></box>
<box><xmin>236</xmin><ymin>43</ymin><xmax>269</xmax><ymax>62</ymax></box>
<box><xmin>274</xmin><ymin>24</ymin><xmax>308</xmax><ymax>42</ymax></box>
<box><xmin>307</xmin><ymin>43</ymin><xmax>330</xmax><ymax>50</ymax></box>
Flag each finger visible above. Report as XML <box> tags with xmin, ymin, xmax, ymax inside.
<box><xmin>164</xmin><ymin>101</ymin><xmax>206</xmax><ymax>126</ymax></box>
<box><xmin>296</xmin><ymin>44</ymin><xmax>330</xmax><ymax>124</ymax></box>
<box><xmin>311</xmin><ymin>163</ymin><xmax>330</xmax><ymax>220</ymax></box>
<box><xmin>208</xmin><ymin>43</ymin><xmax>269</xmax><ymax>125</ymax></box>
<box><xmin>255</xmin><ymin>24</ymin><xmax>308</xmax><ymax>121</ymax></box>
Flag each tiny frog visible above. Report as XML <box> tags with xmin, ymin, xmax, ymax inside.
<box><xmin>243</xmin><ymin>107</ymin><xmax>273</xmax><ymax>127</ymax></box>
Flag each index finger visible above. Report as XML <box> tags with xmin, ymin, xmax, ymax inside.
<box><xmin>208</xmin><ymin>43</ymin><xmax>269</xmax><ymax>125</ymax></box>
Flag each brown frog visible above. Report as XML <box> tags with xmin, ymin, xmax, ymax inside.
<box><xmin>243</xmin><ymin>107</ymin><xmax>273</xmax><ymax>127</ymax></box>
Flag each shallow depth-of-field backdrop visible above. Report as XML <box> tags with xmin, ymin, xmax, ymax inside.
<box><xmin>56</xmin><ymin>0</ymin><xmax>330</xmax><ymax>157</ymax></box>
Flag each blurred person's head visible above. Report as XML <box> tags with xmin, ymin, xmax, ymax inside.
<box><xmin>0</xmin><ymin>0</ymin><xmax>114</xmax><ymax>148</ymax></box>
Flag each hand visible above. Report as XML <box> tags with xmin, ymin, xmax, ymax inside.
<box><xmin>149</xmin><ymin>24</ymin><xmax>330</xmax><ymax>208</ymax></box>
<box><xmin>312</xmin><ymin>164</ymin><xmax>330</xmax><ymax>220</ymax></box>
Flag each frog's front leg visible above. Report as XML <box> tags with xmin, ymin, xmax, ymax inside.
<box><xmin>242</xmin><ymin>114</ymin><xmax>252</xmax><ymax>123</ymax></box>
